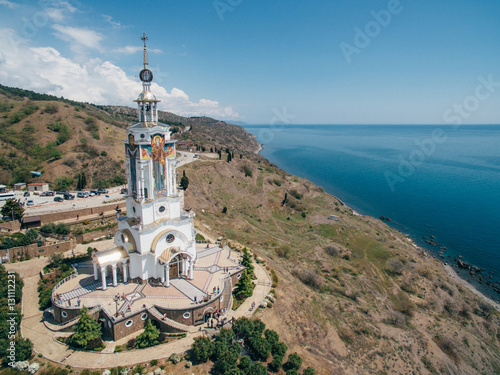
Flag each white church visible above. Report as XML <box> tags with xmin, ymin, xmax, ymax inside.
<box><xmin>91</xmin><ymin>34</ymin><xmax>197</xmax><ymax>290</ymax></box>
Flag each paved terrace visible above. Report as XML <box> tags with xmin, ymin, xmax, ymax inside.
<box><xmin>12</xmin><ymin>241</ymin><xmax>272</xmax><ymax>369</ymax></box>
<box><xmin>54</xmin><ymin>244</ymin><xmax>240</xmax><ymax>314</ymax></box>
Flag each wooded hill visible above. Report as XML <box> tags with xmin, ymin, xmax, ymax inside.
<box><xmin>0</xmin><ymin>84</ymin><xmax>259</xmax><ymax>190</ymax></box>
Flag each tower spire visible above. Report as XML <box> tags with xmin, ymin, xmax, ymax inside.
<box><xmin>135</xmin><ymin>33</ymin><xmax>159</xmax><ymax>127</ymax></box>
<box><xmin>141</xmin><ymin>32</ymin><xmax>149</xmax><ymax>68</ymax></box>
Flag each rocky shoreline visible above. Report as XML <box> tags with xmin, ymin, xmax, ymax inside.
<box><xmin>255</xmin><ymin>141</ymin><xmax>500</xmax><ymax>310</ymax></box>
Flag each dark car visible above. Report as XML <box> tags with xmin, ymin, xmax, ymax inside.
<box><xmin>23</xmin><ymin>191</ymin><xmax>30</xmax><ymax>197</ymax></box>
<box><xmin>90</xmin><ymin>190</ymin><xmax>100</xmax><ymax>196</ymax></box>
<box><xmin>63</xmin><ymin>193</ymin><xmax>75</xmax><ymax>200</ymax></box>
<box><xmin>54</xmin><ymin>196</ymin><xmax>63</xmax><ymax>202</ymax></box>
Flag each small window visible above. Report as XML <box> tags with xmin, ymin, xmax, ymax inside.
<box><xmin>132</xmin><ymin>206</ymin><xmax>136</xmax><ymax>213</ymax></box>
<box><xmin>183</xmin><ymin>312</ymin><xmax>191</xmax><ymax>319</ymax></box>
<box><xmin>61</xmin><ymin>311</ymin><xmax>68</xmax><ymax>318</ymax></box>
<box><xmin>140</xmin><ymin>313</ymin><xmax>148</xmax><ymax>320</ymax></box>
<box><xmin>140</xmin><ymin>134</ymin><xmax>145</xmax><ymax>139</ymax></box>
<box><xmin>125</xmin><ymin>320</ymin><xmax>133</xmax><ymax>327</ymax></box>
<box><xmin>237</xmin><ymin>273</ymin><xmax>242</xmax><ymax>279</ymax></box>
<box><xmin>166</xmin><ymin>234</ymin><xmax>175</xmax><ymax>243</ymax></box>
<box><xmin>159</xmin><ymin>206</ymin><xmax>166</xmax><ymax>213</ymax></box>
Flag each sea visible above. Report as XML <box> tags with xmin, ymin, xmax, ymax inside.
<box><xmin>243</xmin><ymin>124</ymin><xmax>500</xmax><ymax>302</ymax></box>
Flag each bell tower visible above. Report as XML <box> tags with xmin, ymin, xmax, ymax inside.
<box><xmin>115</xmin><ymin>34</ymin><xmax>197</xmax><ymax>284</ymax></box>
<box><xmin>123</xmin><ymin>33</ymin><xmax>181</xmax><ymax>226</ymax></box>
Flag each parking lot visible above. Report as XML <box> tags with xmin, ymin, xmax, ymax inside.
<box><xmin>1</xmin><ymin>186</ymin><xmax>126</xmax><ymax>217</ymax></box>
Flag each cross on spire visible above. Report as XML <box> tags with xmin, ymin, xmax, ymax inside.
<box><xmin>141</xmin><ymin>32</ymin><xmax>148</xmax><ymax>68</ymax></box>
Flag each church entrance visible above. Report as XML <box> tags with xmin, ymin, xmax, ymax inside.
<box><xmin>168</xmin><ymin>254</ymin><xmax>183</xmax><ymax>279</ymax></box>
<box><xmin>169</xmin><ymin>263</ymin><xmax>178</xmax><ymax>279</ymax></box>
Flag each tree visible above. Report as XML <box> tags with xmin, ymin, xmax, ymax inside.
<box><xmin>248</xmin><ymin>332</ymin><xmax>271</xmax><ymax>361</ymax></box>
<box><xmin>284</xmin><ymin>353</ymin><xmax>303</xmax><ymax>372</ymax></box>
<box><xmin>241</xmin><ymin>247</ymin><xmax>254</xmax><ymax>275</ymax></box>
<box><xmin>247</xmin><ymin>362</ymin><xmax>267</xmax><ymax>375</ymax></box>
<box><xmin>191</xmin><ymin>336</ymin><xmax>214</xmax><ymax>363</ymax></box>
<box><xmin>180</xmin><ymin>175</ymin><xmax>189</xmax><ymax>190</ymax></box>
<box><xmin>211</xmin><ymin>328</ymin><xmax>241</xmax><ymax>375</ymax></box>
<box><xmin>0</xmin><ymin>199</ymin><xmax>24</xmax><ymax>222</ymax></box>
<box><xmin>233</xmin><ymin>269</ymin><xmax>254</xmax><ymax>300</ymax></box>
<box><xmin>134</xmin><ymin>320</ymin><xmax>160</xmax><ymax>348</ymax></box>
<box><xmin>303</xmin><ymin>367</ymin><xmax>316</xmax><ymax>375</ymax></box>
<box><xmin>227</xmin><ymin>152</ymin><xmax>232</xmax><ymax>163</ymax></box>
<box><xmin>238</xmin><ymin>356</ymin><xmax>251</xmax><ymax>372</ymax></box>
<box><xmin>222</xmin><ymin>206</ymin><xmax>227</xmax><ymax>214</ymax></box>
<box><xmin>68</xmin><ymin>307</ymin><xmax>102</xmax><ymax>349</ymax></box>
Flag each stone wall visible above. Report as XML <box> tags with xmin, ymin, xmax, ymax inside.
<box><xmin>4</xmin><ymin>240</ymin><xmax>73</xmax><ymax>262</ymax></box>
<box><xmin>75</xmin><ymin>228</ymin><xmax>115</xmax><ymax>244</ymax></box>
<box><xmin>24</xmin><ymin>202</ymin><xmax>126</xmax><ymax>225</ymax></box>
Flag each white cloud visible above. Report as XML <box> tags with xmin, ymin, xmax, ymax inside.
<box><xmin>102</xmin><ymin>14</ymin><xmax>124</xmax><ymax>29</ymax></box>
<box><xmin>44</xmin><ymin>1</ymin><xmax>77</xmax><ymax>22</ymax></box>
<box><xmin>0</xmin><ymin>28</ymin><xmax>240</xmax><ymax>120</ymax></box>
<box><xmin>52</xmin><ymin>24</ymin><xmax>103</xmax><ymax>51</ymax></box>
<box><xmin>0</xmin><ymin>0</ymin><xmax>17</xmax><ymax>9</ymax></box>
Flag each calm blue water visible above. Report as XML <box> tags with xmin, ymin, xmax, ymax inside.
<box><xmin>244</xmin><ymin>124</ymin><xmax>500</xmax><ymax>300</ymax></box>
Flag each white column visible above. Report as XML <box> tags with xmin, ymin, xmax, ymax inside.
<box><xmin>189</xmin><ymin>258</ymin><xmax>194</xmax><ymax>280</ymax></box>
<box><xmin>122</xmin><ymin>261</ymin><xmax>128</xmax><ymax>283</ymax></box>
<box><xmin>93</xmin><ymin>263</ymin><xmax>99</xmax><ymax>281</ymax></box>
<box><xmin>101</xmin><ymin>268</ymin><xmax>107</xmax><ymax>291</ymax></box>
<box><xmin>165</xmin><ymin>264</ymin><xmax>170</xmax><ymax>287</ymax></box>
<box><xmin>161</xmin><ymin>266</ymin><xmax>165</xmax><ymax>283</ymax></box>
<box><xmin>112</xmin><ymin>264</ymin><xmax>118</xmax><ymax>287</ymax></box>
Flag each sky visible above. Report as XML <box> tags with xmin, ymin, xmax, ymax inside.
<box><xmin>0</xmin><ymin>0</ymin><xmax>499</xmax><ymax>125</ymax></box>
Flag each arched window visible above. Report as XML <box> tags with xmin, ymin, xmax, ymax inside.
<box><xmin>125</xmin><ymin>320</ymin><xmax>133</xmax><ymax>327</ymax></box>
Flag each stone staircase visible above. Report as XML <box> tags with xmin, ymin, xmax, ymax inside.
<box><xmin>57</xmin><ymin>278</ymin><xmax>111</xmax><ymax>302</ymax></box>
<box><xmin>44</xmin><ymin>306</ymin><xmax>101</xmax><ymax>332</ymax></box>
<box><xmin>147</xmin><ymin>305</ymin><xmax>188</xmax><ymax>332</ymax></box>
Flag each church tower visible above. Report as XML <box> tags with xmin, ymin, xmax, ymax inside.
<box><xmin>110</xmin><ymin>34</ymin><xmax>197</xmax><ymax>286</ymax></box>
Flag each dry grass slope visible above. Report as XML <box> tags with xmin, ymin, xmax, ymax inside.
<box><xmin>182</xmin><ymin>157</ymin><xmax>500</xmax><ymax>374</ymax></box>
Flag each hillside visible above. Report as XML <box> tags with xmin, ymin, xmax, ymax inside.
<box><xmin>181</xmin><ymin>156</ymin><xmax>500</xmax><ymax>374</ymax></box>
<box><xmin>0</xmin><ymin>84</ymin><xmax>259</xmax><ymax>189</ymax></box>
<box><xmin>1</xmin><ymin>84</ymin><xmax>499</xmax><ymax>374</ymax></box>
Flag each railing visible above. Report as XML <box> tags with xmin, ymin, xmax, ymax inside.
<box><xmin>50</xmin><ymin>264</ymin><xmax>79</xmax><ymax>308</ymax></box>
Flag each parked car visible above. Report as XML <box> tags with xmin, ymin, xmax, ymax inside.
<box><xmin>56</xmin><ymin>190</ymin><xmax>67</xmax><ymax>195</ymax></box>
<box><xmin>120</xmin><ymin>188</ymin><xmax>128</xmax><ymax>194</ymax></box>
<box><xmin>54</xmin><ymin>196</ymin><xmax>63</xmax><ymax>202</ymax></box>
<box><xmin>26</xmin><ymin>200</ymin><xmax>34</xmax><ymax>206</ymax></box>
<box><xmin>23</xmin><ymin>191</ymin><xmax>30</xmax><ymax>197</ymax></box>
<box><xmin>88</xmin><ymin>191</ymin><xmax>96</xmax><ymax>197</ymax></box>
<box><xmin>63</xmin><ymin>193</ymin><xmax>75</xmax><ymax>200</ymax></box>
<box><xmin>77</xmin><ymin>192</ymin><xmax>86</xmax><ymax>198</ymax></box>
<box><xmin>97</xmin><ymin>188</ymin><xmax>108</xmax><ymax>194</ymax></box>
<box><xmin>40</xmin><ymin>191</ymin><xmax>54</xmax><ymax>197</ymax></box>
<box><xmin>90</xmin><ymin>190</ymin><xmax>99</xmax><ymax>196</ymax></box>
